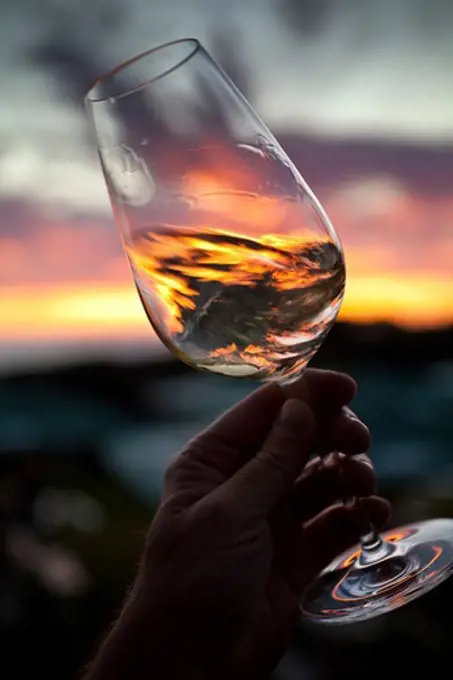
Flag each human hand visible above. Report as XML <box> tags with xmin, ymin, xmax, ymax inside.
<box><xmin>130</xmin><ymin>369</ymin><xmax>390</xmax><ymax>679</ymax></box>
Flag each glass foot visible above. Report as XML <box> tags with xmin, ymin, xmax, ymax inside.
<box><xmin>301</xmin><ymin>519</ymin><xmax>453</xmax><ymax>625</ymax></box>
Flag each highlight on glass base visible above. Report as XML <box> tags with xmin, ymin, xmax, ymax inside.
<box><xmin>301</xmin><ymin>519</ymin><xmax>453</xmax><ymax>625</ymax></box>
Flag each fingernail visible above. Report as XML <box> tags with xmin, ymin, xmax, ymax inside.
<box><xmin>324</xmin><ymin>450</ymin><xmax>343</xmax><ymax>469</ymax></box>
<box><xmin>343</xmin><ymin>496</ymin><xmax>357</xmax><ymax>510</ymax></box>
<box><xmin>345</xmin><ymin>406</ymin><xmax>361</xmax><ymax>421</ymax></box>
<box><xmin>352</xmin><ymin>453</ymin><xmax>374</xmax><ymax>468</ymax></box>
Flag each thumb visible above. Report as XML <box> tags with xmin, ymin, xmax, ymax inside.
<box><xmin>221</xmin><ymin>399</ymin><xmax>316</xmax><ymax>517</ymax></box>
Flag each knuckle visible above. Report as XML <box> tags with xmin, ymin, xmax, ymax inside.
<box><xmin>163</xmin><ymin>455</ymin><xmax>183</xmax><ymax>487</ymax></box>
<box><xmin>343</xmin><ymin>405</ymin><xmax>359</xmax><ymax>420</ymax></box>
<box><xmin>354</xmin><ymin>452</ymin><xmax>373</xmax><ymax>468</ymax></box>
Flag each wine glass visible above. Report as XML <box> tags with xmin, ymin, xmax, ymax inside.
<box><xmin>86</xmin><ymin>38</ymin><xmax>453</xmax><ymax>625</ymax></box>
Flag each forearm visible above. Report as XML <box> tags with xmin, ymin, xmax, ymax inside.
<box><xmin>84</xmin><ymin>631</ymin><xmax>205</xmax><ymax>680</ymax></box>
<box><xmin>83</xmin><ymin>582</ymin><xmax>206</xmax><ymax>680</ymax></box>
<box><xmin>82</xmin><ymin>578</ymin><xmax>273</xmax><ymax>680</ymax></box>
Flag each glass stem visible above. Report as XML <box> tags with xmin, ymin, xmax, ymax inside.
<box><xmin>356</xmin><ymin>517</ymin><xmax>396</xmax><ymax>568</ymax></box>
<box><xmin>360</xmin><ymin>525</ymin><xmax>383</xmax><ymax>551</ymax></box>
<box><xmin>330</xmin><ymin>451</ymin><xmax>396</xmax><ymax>567</ymax></box>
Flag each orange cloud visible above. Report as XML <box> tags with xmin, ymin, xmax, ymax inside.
<box><xmin>340</xmin><ymin>274</ymin><xmax>453</xmax><ymax>328</ymax></box>
<box><xmin>0</xmin><ymin>181</ymin><xmax>452</xmax><ymax>352</ymax></box>
<box><xmin>1</xmin><ymin>268</ymin><xmax>450</xmax><ymax>353</ymax></box>
<box><xmin>0</xmin><ymin>285</ymin><xmax>149</xmax><ymax>341</ymax></box>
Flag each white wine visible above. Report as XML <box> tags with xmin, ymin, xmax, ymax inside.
<box><xmin>127</xmin><ymin>226</ymin><xmax>345</xmax><ymax>383</ymax></box>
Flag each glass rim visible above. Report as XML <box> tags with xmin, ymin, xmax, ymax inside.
<box><xmin>85</xmin><ymin>38</ymin><xmax>201</xmax><ymax>104</ymax></box>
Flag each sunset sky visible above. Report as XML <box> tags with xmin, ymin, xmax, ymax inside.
<box><xmin>0</xmin><ymin>0</ymin><xmax>452</xmax><ymax>368</ymax></box>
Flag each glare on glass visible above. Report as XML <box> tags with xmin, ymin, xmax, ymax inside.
<box><xmin>86</xmin><ymin>38</ymin><xmax>453</xmax><ymax>625</ymax></box>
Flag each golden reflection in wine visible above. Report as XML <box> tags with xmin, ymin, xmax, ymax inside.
<box><xmin>126</xmin><ymin>225</ymin><xmax>345</xmax><ymax>383</ymax></box>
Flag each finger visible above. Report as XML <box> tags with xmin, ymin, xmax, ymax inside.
<box><xmin>180</xmin><ymin>370</ymin><xmax>357</xmax><ymax>479</ymax></box>
<box><xmin>283</xmin><ymin>369</ymin><xmax>357</xmax><ymax>414</ymax></box>
<box><xmin>218</xmin><ymin>399</ymin><xmax>316</xmax><ymax>517</ymax></box>
<box><xmin>303</xmin><ymin>496</ymin><xmax>391</xmax><ymax>571</ymax></box>
<box><xmin>318</xmin><ymin>407</ymin><xmax>371</xmax><ymax>456</ymax></box>
<box><xmin>291</xmin><ymin>453</ymin><xmax>377</xmax><ymax>521</ymax></box>
<box><xmin>294</xmin><ymin>497</ymin><xmax>391</xmax><ymax>592</ymax></box>
<box><xmin>188</xmin><ymin>369</ymin><xmax>356</xmax><ymax>457</ymax></box>
<box><xmin>188</xmin><ymin>382</ymin><xmax>284</xmax><ymax>454</ymax></box>
<box><xmin>342</xmin><ymin>453</ymin><xmax>377</xmax><ymax>496</ymax></box>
